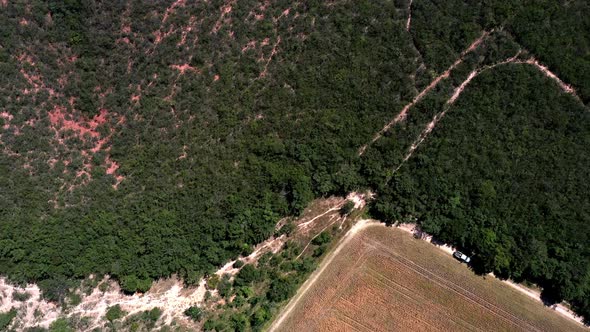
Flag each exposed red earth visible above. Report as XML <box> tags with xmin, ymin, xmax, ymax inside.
<box><xmin>7</xmin><ymin>48</ymin><xmax>127</xmax><ymax>192</ymax></box>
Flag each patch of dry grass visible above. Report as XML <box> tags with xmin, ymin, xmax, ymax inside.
<box><xmin>276</xmin><ymin>224</ymin><xmax>586</xmax><ymax>332</ymax></box>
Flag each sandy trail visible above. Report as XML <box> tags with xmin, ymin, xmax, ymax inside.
<box><xmin>358</xmin><ymin>30</ymin><xmax>491</xmax><ymax>156</ymax></box>
<box><xmin>296</xmin><ymin>214</ymin><xmax>340</xmax><ymax>259</ymax></box>
<box><xmin>523</xmin><ymin>58</ymin><xmax>577</xmax><ymax>96</ymax></box>
<box><xmin>501</xmin><ymin>280</ymin><xmax>583</xmax><ymax>324</ymax></box>
<box><xmin>391</xmin><ymin>52</ymin><xmax>520</xmax><ymax>175</ymax></box>
<box><xmin>296</xmin><ymin>192</ymin><xmax>369</xmax><ymax>259</ymax></box>
<box><xmin>359</xmin><ymin>29</ymin><xmax>582</xmax><ymax>159</ymax></box>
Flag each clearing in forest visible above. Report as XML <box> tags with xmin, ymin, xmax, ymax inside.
<box><xmin>271</xmin><ymin>224</ymin><xmax>586</xmax><ymax>332</ymax></box>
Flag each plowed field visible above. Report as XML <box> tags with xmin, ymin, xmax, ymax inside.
<box><xmin>272</xmin><ymin>224</ymin><xmax>586</xmax><ymax>332</ymax></box>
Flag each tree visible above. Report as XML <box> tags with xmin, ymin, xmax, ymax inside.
<box><xmin>120</xmin><ymin>275</ymin><xmax>152</xmax><ymax>294</ymax></box>
<box><xmin>250</xmin><ymin>307</ymin><xmax>270</xmax><ymax>328</ymax></box>
<box><xmin>267</xmin><ymin>277</ymin><xmax>297</xmax><ymax>302</ymax></box>
<box><xmin>231</xmin><ymin>313</ymin><xmax>248</xmax><ymax>332</ymax></box>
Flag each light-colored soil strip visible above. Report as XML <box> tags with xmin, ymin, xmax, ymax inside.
<box><xmin>358</xmin><ymin>30</ymin><xmax>491</xmax><ymax>156</ymax></box>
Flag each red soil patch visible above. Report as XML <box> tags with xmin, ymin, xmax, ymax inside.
<box><xmin>241</xmin><ymin>40</ymin><xmax>257</xmax><ymax>53</ymax></box>
<box><xmin>153</xmin><ymin>26</ymin><xmax>176</xmax><ymax>45</ymax></box>
<box><xmin>212</xmin><ymin>0</ymin><xmax>235</xmax><ymax>34</ymax></box>
<box><xmin>47</xmin><ymin>105</ymin><xmax>125</xmax><ymax>188</ymax></box>
<box><xmin>162</xmin><ymin>0</ymin><xmax>186</xmax><ymax>23</ymax></box>
<box><xmin>48</xmin><ymin>106</ymin><xmax>107</xmax><ymax>139</ymax></box>
<box><xmin>170</xmin><ymin>63</ymin><xmax>200</xmax><ymax>75</ymax></box>
<box><xmin>116</xmin><ymin>37</ymin><xmax>131</xmax><ymax>44</ymax></box>
<box><xmin>273</xmin><ymin>8</ymin><xmax>291</xmax><ymax>23</ymax></box>
<box><xmin>258</xmin><ymin>36</ymin><xmax>281</xmax><ymax>78</ymax></box>
<box><xmin>177</xmin><ymin>16</ymin><xmax>197</xmax><ymax>46</ymax></box>
<box><xmin>9</xmin><ymin>46</ymin><xmax>126</xmax><ymax>190</ymax></box>
<box><xmin>0</xmin><ymin>112</ymin><xmax>13</xmax><ymax>129</ymax></box>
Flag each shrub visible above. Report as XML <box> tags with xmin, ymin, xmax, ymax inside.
<box><xmin>206</xmin><ymin>275</ymin><xmax>219</xmax><ymax>289</ymax></box>
<box><xmin>48</xmin><ymin>317</ymin><xmax>74</xmax><ymax>332</ymax></box>
<box><xmin>275</xmin><ymin>222</ymin><xmax>295</xmax><ymax>237</ymax></box>
<box><xmin>234</xmin><ymin>264</ymin><xmax>260</xmax><ymax>286</ymax></box>
<box><xmin>144</xmin><ymin>307</ymin><xmax>162</xmax><ymax>323</ymax></box>
<box><xmin>105</xmin><ymin>305</ymin><xmax>125</xmax><ymax>322</ymax></box>
<box><xmin>38</xmin><ymin>278</ymin><xmax>77</xmax><ymax>304</ymax></box>
<box><xmin>184</xmin><ymin>306</ymin><xmax>203</xmax><ymax>322</ymax></box>
<box><xmin>313</xmin><ymin>245</ymin><xmax>326</xmax><ymax>257</ymax></box>
<box><xmin>340</xmin><ymin>201</ymin><xmax>355</xmax><ymax>215</ymax></box>
<box><xmin>12</xmin><ymin>291</ymin><xmax>31</xmax><ymax>302</ymax></box>
<box><xmin>68</xmin><ymin>293</ymin><xmax>82</xmax><ymax>306</ymax></box>
<box><xmin>217</xmin><ymin>274</ymin><xmax>233</xmax><ymax>298</ymax></box>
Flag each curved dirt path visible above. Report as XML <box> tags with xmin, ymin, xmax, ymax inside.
<box><xmin>267</xmin><ymin>219</ymin><xmax>380</xmax><ymax>332</ymax></box>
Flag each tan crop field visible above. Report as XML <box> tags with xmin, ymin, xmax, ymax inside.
<box><xmin>271</xmin><ymin>223</ymin><xmax>586</xmax><ymax>332</ymax></box>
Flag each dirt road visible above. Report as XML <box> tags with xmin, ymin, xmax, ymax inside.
<box><xmin>267</xmin><ymin>219</ymin><xmax>380</xmax><ymax>332</ymax></box>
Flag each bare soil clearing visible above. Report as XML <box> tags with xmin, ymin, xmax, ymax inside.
<box><xmin>272</xmin><ymin>224</ymin><xmax>586</xmax><ymax>332</ymax></box>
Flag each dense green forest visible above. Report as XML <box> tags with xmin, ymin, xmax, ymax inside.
<box><xmin>0</xmin><ymin>0</ymin><xmax>589</xmax><ymax>326</ymax></box>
